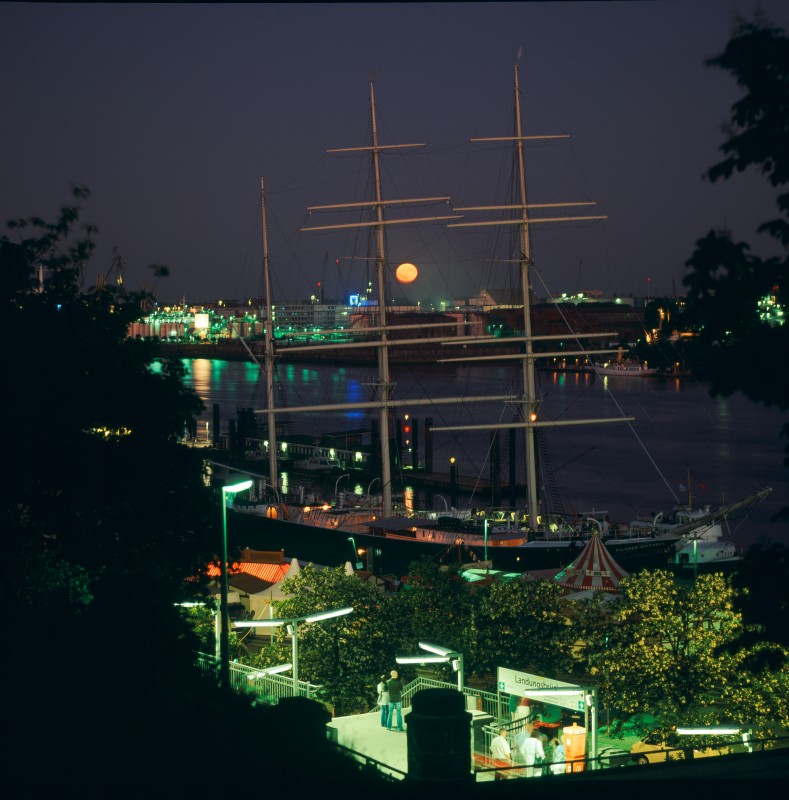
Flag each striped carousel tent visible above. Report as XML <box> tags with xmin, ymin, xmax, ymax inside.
<box><xmin>557</xmin><ymin>531</ymin><xmax>629</xmax><ymax>595</ymax></box>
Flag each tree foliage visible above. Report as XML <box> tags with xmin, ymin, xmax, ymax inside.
<box><xmin>0</xmin><ymin>188</ymin><xmax>274</xmax><ymax>788</ymax></box>
<box><xmin>397</xmin><ymin>557</ymin><xmax>474</xmax><ymax>662</ymax></box>
<box><xmin>595</xmin><ymin>570</ymin><xmax>776</xmax><ymax>745</ymax></box>
<box><xmin>704</xmin><ymin>16</ymin><xmax>789</xmax><ymax>245</ymax></box>
<box><xmin>731</xmin><ymin>541</ymin><xmax>789</xmax><ymax>648</ymax></box>
<box><xmin>470</xmin><ymin>578</ymin><xmax>572</xmax><ymax>676</ymax></box>
<box><xmin>682</xmin><ymin>15</ymin><xmax>789</xmax><ymax>519</ymax></box>
<box><xmin>253</xmin><ymin>564</ymin><xmax>400</xmax><ymax>715</ymax></box>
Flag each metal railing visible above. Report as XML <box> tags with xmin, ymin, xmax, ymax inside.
<box><xmin>371</xmin><ymin>676</ymin><xmax>499</xmax><ymax>718</ymax></box>
<box><xmin>192</xmin><ymin>660</ymin><xmax>788</xmax><ymax>782</ymax></box>
<box><xmin>196</xmin><ymin>652</ymin><xmax>319</xmax><ymax>702</ymax></box>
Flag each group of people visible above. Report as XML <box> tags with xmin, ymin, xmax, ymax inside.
<box><xmin>490</xmin><ymin>725</ymin><xmax>566</xmax><ymax>778</ymax></box>
<box><xmin>376</xmin><ymin>669</ymin><xmax>404</xmax><ymax>732</ymax></box>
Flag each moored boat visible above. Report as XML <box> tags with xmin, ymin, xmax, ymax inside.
<box><xmin>668</xmin><ymin>538</ymin><xmax>743</xmax><ymax>577</ymax></box>
<box><xmin>594</xmin><ymin>360</ymin><xmax>659</xmax><ymax>377</ymax></box>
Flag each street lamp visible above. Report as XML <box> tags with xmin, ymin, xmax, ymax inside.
<box><xmin>249</xmin><ymin>663</ymin><xmax>293</xmax><ymax>679</ymax></box>
<box><xmin>335</xmin><ymin>473</ymin><xmax>350</xmax><ymax>500</ymax></box>
<box><xmin>234</xmin><ymin>605</ymin><xmax>353</xmax><ymax>694</ymax></box>
<box><xmin>262</xmin><ymin>481</ymin><xmax>281</xmax><ymax>504</ymax></box>
<box><xmin>220</xmin><ymin>474</ymin><xmax>254</xmax><ymax>689</ymax></box>
<box><xmin>347</xmin><ymin>536</ymin><xmax>364</xmax><ymax>570</ymax></box>
<box><xmin>396</xmin><ymin>641</ymin><xmax>465</xmax><ymax>692</ymax></box>
<box><xmin>676</xmin><ymin>726</ymin><xmax>740</xmax><ymax>735</ymax></box>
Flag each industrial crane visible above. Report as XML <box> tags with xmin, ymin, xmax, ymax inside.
<box><xmin>96</xmin><ymin>246</ymin><xmax>125</xmax><ymax>289</ymax></box>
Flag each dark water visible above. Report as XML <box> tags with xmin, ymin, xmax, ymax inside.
<box><xmin>181</xmin><ymin>358</ymin><xmax>788</xmax><ymax>551</ymax></box>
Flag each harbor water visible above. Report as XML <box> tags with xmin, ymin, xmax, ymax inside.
<box><xmin>181</xmin><ymin>358</ymin><xmax>788</xmax><ymax>553</ymax></box>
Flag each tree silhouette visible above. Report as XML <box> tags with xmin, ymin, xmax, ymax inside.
<box><xmin>683</xmin><ymin>15</ymin><xmax>789</xmax><ymax>520</ymax></box>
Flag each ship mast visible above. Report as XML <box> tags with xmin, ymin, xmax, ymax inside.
<box><xmin>513</xmin><ymin>66</ymin><xmax>540</xmax><ymax>522</ymax></box>
<box><xmin>261</xmin><ymin>177</ymin><xmax>279</xmax><ymax>493</ymax></box>
<box><xmin>300</xmin><ymin>80</ymin><xmax>461</xmax><ymax>515</ymax></box>
<box><xmin>439</xmin><ymin>64</ymin><xmax>616</xmax><ymax>527</ymax></box>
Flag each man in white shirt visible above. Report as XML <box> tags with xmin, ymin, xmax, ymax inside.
<box><xmin>490</xmin><ymin>727</ymin><xmax>512</xmax><ymax>780</ymax></box>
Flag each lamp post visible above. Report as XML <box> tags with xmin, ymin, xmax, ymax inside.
<box><xmin>396</xmin><ymin>641</ymin><xmax>465</xmax><ymax>692</ymax></box>
<box><xmin>234</xmin><ymin>605</ymin><xmax>353</xmax><ymax>694</ymax></box>
<box><xmin>347</xmin><ymin>536</ymin><xmax>362</xmax><ymax>569</ymax></box>
<box><xmin>449</xmin><ymin>457</ymin><xmax>458</xmax><ymax>508</ymax></box>
<box><xmin>335</xmin><ymin>473</ymin><xmax>350</xmax><ymax>501</ymax></box>
<box><xmin>262</xmin><ymin>481</ymin><xmax>281</xmax><ymax>504</ymax></box>
<box><xmin>220</xmin><ymin>475</ymin><xmax>253</xmax><ymax>689</ymax></box>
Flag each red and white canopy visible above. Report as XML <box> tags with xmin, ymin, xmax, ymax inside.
<box><xmin>557</xmin><ymin>532</ymin><xmax>628</xmax><ymax>594</ymax></box>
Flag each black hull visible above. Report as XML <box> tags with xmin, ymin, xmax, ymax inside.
<box><xmin>226</xmin><ymin>511</ymin><xmax>676</xmax><ymax>577</ymax></box>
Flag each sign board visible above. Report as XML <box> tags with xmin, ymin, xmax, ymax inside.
<box><xmin>497</xmin><ymin>667</ymin><xmax>585</xmax><ymax>711</ymax></box>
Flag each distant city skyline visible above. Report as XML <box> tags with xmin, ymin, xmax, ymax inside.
<box><xmin>3</xmin><ymin>2</ymin><xmax>787</xmax><ymax>305</ymax></box>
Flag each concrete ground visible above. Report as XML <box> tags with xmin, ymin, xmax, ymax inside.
<box><xmin>327</xmin><ymin>709</ymin><xmax>640</xmax><ymax>783</ymax></box>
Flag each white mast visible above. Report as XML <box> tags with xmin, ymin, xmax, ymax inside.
<box><xmin>370</xmin><ymin>81</ymin><xmax>393</xmax><ymax>515</ymax></box>
<box><xmin>441</xmin><ymin>64</ymin><xmax>616</xmax><ymax>527</ymax></box>
<box><xmin>261</xmin><ymin>177</ymin><xmax>279</xmax><ymax>493</ymax></box>
<box><xmin>299</xmin><ymin>80</ymin><xmax>461</xmax><ymax>516</ymax></box>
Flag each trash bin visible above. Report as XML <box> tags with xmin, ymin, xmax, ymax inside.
<box><xmin>563</xmin><ymin>722</ymin><xmax>587</xmax><ymax>773</ymax></box>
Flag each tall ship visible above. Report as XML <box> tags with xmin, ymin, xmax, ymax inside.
<box><xmin>218</xmin><ymin>67</ymin><xmax>770</xmax><ymax>579</ymax></box>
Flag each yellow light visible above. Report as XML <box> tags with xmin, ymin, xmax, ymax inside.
<box><xmin>395</xmin><ymin>262</ymin><xmax>419</xmax><ymax>283</ymax></box>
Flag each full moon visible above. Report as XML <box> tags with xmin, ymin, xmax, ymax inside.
<box><xmin>396</xmin><ymin>262</ymin><xmax>418</xmax><ymax>283</ymax></box>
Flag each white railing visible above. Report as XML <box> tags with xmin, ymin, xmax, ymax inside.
<box><xmin>195</xmin><ymin>652</ymin><xmax>319</xmax><ymax>702</ymax></box>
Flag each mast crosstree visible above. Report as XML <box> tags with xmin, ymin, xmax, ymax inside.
<box><xmin>433</xmin><ymin>64</ymin><xmax>625</xmax><ymax>527</ymax></box>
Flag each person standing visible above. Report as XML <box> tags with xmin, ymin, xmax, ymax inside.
<box><xmin>551</xmin><ymin>736</ymin><xmax>566</xmax><ymax>775</ymax></box>
<box><xmin>376</xmin><ymin>674</ymin><xmax>390</xmax><ymax>728</ymax></box>
<box><xmin>489</xmin><ymin>726</ymin><xmax>513</xmax><ymax>780</ymax></box>
<box><xmin>386</xmin><ymin>669</ymin><xmax>404</xmax><ymax>732</ymax></box>
<box><xmin>518</xmin><ymin>728</ymin><xmax>546</xmax><ymax>777</ymax></box>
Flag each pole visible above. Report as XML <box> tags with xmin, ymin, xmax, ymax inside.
<box><xmin>220</xmin><ymin>490</ymin><xmax>231</xmax><ymax>688</ymax></box>
<box><xmin>589</xmin><ymin>688</ymin><xmax>598</xmax><ymax>770</ymax></box>
<box><xmin>291</xmin><ymin>623</ymin><xmax>299</xmax><ymax>695</ymax></box>
<box><xmin>261</xmin><ymin>178</ymin><xmax>279</xmax><ymax>491</ymax></box>
<box><xmin>693</xmin><ymin>537</ymin><xmax>698</xmax><ymax>582</ymax></box>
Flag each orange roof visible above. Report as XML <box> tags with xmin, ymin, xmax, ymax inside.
<box><xmin>206</xmin><ymin>561</ymin><xmax>290</xmax><ymax>583</ymax></box>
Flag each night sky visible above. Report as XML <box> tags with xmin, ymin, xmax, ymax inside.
<box><xmin>3</xmin><ymin>1</ymin><xmax>787</xmax><ymax>306</ymax></box>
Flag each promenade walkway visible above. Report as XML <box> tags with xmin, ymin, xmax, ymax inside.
<box><xmin>327</xmin><ymin>707</ymin><xmax>637</xmax><ymax>783</ymax></box>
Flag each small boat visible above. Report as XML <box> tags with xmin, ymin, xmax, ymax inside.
<box><xmin>669</xmin><ymin>538</ymin><xmax>743</xmax><ymax>576</ymax></box>
<box><xmin>594</xmin><ymin>353</ymin><xmax>658</xmax><ymax>377</ymax></box>
<box><xmin>294</xmin><ymin>448</ymin><xmax>342</xmax><ymax>473</ymax></box>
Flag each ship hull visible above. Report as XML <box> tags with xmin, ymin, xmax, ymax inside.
<box><xmin>226</xmin><ymin>510</ymin><xmax>677</xmax><ymax>578</ymax></box>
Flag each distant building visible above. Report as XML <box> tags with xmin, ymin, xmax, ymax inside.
<box><xmin>128</xmin><ymin>290</ymin><xmax>652</xmax><ymax>346</ymax></box>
